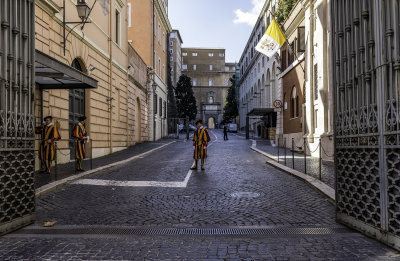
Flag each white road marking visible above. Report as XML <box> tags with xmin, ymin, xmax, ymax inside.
<box><xmin>73</xmin><ymin>170</ymin><xmax>193</xmax><ymax>188</ymax></box>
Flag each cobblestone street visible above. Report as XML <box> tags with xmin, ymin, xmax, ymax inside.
<box><xmin>1</xmin><ymin>131</ymin><xmax>399</xmax><ymax>260</ymax></box>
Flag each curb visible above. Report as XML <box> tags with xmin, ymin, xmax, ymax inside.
<box><xmin>35</xmin><ymin>141</ymin><xmax>177</xmax><ymax>198</ymax></box>
<box><xmin>250</xmin><ymin>146</ymin><xmax>336</xmax><ymax>204</ymax></box>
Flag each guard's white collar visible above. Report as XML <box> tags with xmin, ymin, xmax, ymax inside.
<box><xmin>78</xmin><ymin>122</ymin><xmax>83</xmax><ymax>126</ymax></box>
<box><xmin>46</xmin><ymin>122</ymin><xmax>53</xmax><ymax>127</ymax></box>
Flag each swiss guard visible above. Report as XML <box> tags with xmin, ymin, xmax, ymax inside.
<box><xmin>37</xmin><ymin>116</ymin><xmax>61</xmax><ymax>173</ymax></box>
<box><xmin>72</xmin><ymin>116</ymin><xmax>88</xmax><ymax>171</ymax></box>
<box><xmin>191</xmin><ymin>119</ymin><xmax>211</xmax><ymax>171</ymax></box>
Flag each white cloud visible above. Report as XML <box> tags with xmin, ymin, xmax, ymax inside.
<box><xmin>233</xmin><ymin>0</ymin><xmax>265</xmax><ymax>26</ymax></box>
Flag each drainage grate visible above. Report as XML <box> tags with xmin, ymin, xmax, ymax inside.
<box><xmin>13</xmin><ymin>226</ymin><xmax>354</xmax><ymax>236</ymax></box>
<box><xmin>230</xmin><ymin>192</ymin><xmax>261</xmax><ymax>198</ymax></box>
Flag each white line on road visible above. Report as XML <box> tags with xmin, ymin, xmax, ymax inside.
<box><xmin>73</xmin><ymin>170</ymin><xmax>193</xmax><ymax>188</ymax></box>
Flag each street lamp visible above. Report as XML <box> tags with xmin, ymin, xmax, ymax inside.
<box><xmin>61</xmin><ymin>0</ymin><xmax>95</xmax><ymax>55</ymax></box>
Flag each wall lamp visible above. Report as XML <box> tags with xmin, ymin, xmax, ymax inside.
<box><xmin>61</xmin><ymin>0</ymin><xmax>97</xmax><ymax>56</ymax></box>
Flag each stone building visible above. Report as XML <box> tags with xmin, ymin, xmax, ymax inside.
<box><xmin>127</xmin><ymin>0</ymin><xmax>172</xmax><ymax>141</ymax></box>
<box><xmin>280</xmin><ymin>2</ymin><xmax>306</xmax><ymax>147</ymax></box>
<box><xmin>182</xmin><ymin>48</ymin><xmax>235</xmax><ymax>128</ymax></box>
<box><xmin>34</xmin><ymin>0</ymin><xmax>149</xmax><ymax>169</ymax></box>
<box><xmin>169</xmin><ymin>30</ymin><xmax>183</xmax><ymax>87</ymax></box>
<box><xmin>238</xmin><ymin>0</ymin><xmax>281</xmax><ymax>139</ymax></box>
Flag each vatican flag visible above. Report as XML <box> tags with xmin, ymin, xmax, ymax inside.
<box><xmin>255</xmin><ymin>18</ymin><xmax>286</xmax><ymax>57</ymax></box>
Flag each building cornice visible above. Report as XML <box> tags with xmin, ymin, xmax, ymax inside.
<box><xmin>154</xmin><ymin>0</ymin><xmax>172</xmax><ymax>33</ymax></box>
<box><xmin>36</xmin><ymin>0</ymin><xmax>61</xmax><ymax>15</ymax></box>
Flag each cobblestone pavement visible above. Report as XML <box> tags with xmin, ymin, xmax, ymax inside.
<box><xmin>1</xmin><ymin>130</ymin><xmax>399</xmax><ymax>260</ymax></box>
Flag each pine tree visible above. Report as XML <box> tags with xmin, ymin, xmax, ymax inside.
<box><xmin>175</xmin><ymin>74</ymin><xmax>197</xmax><ymax>121</ymax></box>
<box><xmin>223</xmin><ymin>76</ymin><xmax>239</xmax><ymax>123</ymax></box>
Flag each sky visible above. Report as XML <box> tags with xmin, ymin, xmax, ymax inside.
<box><xmin>168</xmin><ymin>0</ymin><xmax>265</xmax><ymax>63</ymax></box>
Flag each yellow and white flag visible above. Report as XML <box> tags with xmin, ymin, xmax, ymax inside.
<box><xmin>255</xmin><ymin>18</ymin><xmax>286</xmax><ymax>57</ymax></box>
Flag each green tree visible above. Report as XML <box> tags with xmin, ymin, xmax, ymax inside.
<box><xmin>275</xmin><ymin>0</ymin><xmax>298</xmax><ymax>25</ymax></box>
<box><xmin>223</xmin><ymin>76</ymin><xmax>239</xmax><ymax>123</ymax></box>
<box><xmin>175</xmin><ymin>74</ymin><xmax>197</xmax><ymax>121</ymax></box>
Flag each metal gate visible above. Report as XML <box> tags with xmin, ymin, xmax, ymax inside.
<box><xmin>0</xmin><ymin>0</ymin><xmax>36</xmax><ymax>235</ymax></box>
<box><xmin>332</xmin><ymin>0</ymin><xmax>400</xmax><ymax>249</ymax></box>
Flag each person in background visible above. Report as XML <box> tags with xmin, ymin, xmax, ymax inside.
<box><xmin>223</xmin><ymin>124</ymin><xmax>229</xmax><ymax>141</ymax></box>
<box><xmin>72</xmin><ymin>116</ymin><xmax>88</xmax><ymax>171</ymax></box>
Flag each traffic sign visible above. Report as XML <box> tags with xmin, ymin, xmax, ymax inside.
<box><xmin>273</xmin><ymin>100</ymin><xmax>282</xmax><ymax>109</ymax></box>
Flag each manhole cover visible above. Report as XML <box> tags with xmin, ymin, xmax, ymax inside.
<box><xmin>230</xmin><ymin>192</ymin><xmax>261</xmax><ymax>198</ymax></box>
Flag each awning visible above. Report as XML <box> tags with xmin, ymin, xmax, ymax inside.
<box><xmin>247</xmin><ymin>108</ymin><xmax>275</xmax><ymax>116</ymax></box>
<box><xmin>35</xmin><ymin>50</ymin><xmax>98</xmax><ymax>90</ymax></box>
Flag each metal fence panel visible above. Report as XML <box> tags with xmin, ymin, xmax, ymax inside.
<box><xmin>0</xmin><ymin>0</ymin><xmax>36</xmax><ymax>235</ymax></box>
<box><xmin>332</xmin><ymin>0</ymin><xmax>400</xmax><ymax>249</ymax></box>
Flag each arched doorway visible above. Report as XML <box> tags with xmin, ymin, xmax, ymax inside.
<box><xmin>136</xmin><ymin>97</ymin><xmax>142</xmax><ymax>142</ymax></box>
<box><xmin>69</xmin><ymin>58</ymin><xmax>86</xmax><ymax>159</ymax></box>
<box><xmin>208</xmin><ymin>117</ymin><xmax>215</xmax><ymax>129</ymax></box>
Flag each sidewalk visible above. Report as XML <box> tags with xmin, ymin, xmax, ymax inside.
<box><xmin>35</xmin><ymin>139</ymin><xmax>177</xmax><ymax>189</ymax></box>
<box><xmin>256</xmin><ymin>140</ymin><xmax>335</xmax><ymax>188</ymax></box>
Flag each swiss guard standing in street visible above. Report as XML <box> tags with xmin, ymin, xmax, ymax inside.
<box><xmin>72</xmin><ymin>116</ymin><xmax>88</xmax><ymax>171</ymax></box>
<box><xmin>191</xmin><ymin>120</ymin><xmax>211</xmax><ymax>171</ymax></box>
<box><xmin>37</xmin><ymin>116</ymin><xmax>61</xmax><ymax>173</ymax></box>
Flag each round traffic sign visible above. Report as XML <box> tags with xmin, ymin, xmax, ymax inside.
<box><xmin>273</xmin><ymin>100</ymin><xmax>282</xmax><ymax>109</ymax></box>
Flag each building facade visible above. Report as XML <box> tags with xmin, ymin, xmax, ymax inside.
<box><xmin>280</xmin><ymin>2</ymin><xmax>305</xmax><ymax>147</ymax></box>
<box><xmin>128</xmin><ymin>0</ymin><xmax>172</xmax><ymax>141</ymax></box>
<box><xmin>169</xmin><ymin>30</ymin><xmax>183</xmax><ymax>87</ymax></box>
<box><xmin>238</xmin><ymin>0</ymin><xmax>281</xmax><ymax>140</ymax></box>
<box><xmin>182</xmin><ymin>48</ymin><xmax>234</xmax><ymax>128</ymax></box>
<box><xmin>34</xmin><ymin>0</ymin><xmax>149</xmax><ymax>168</ymax></box>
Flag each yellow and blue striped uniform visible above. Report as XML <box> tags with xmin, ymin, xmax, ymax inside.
<box><xmin>193</xmin><ymin>127</ymin><xmax>211</xmax><ymax>168</ymax></box>
<box><xmin>72</xmin><ymin>124</ymin><xmax>87</xmax><ymax>170</ymax></box>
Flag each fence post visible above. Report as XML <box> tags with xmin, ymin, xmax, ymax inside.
<box><xmin>277</xmin><ymin>137</ymin><xmax>280</xmax><ymax>163</ymax></box>
<box><xmin>319</xmin><ymin>138</ymin><xmax>322</xmax><ymax>180</ymax></box>
<box><xmin>292</xmin><ymin>138</ymin><xmax>295</xmax><ymax>169</ymax></box>
<box><xmin>304</xmin><ymin>138</ymin><xmax>307</xmax><ymax>174</ymax></box>
<box><xmin>284</xmin><ymin>138</ymin><xmax>287</xmax><ymax>166</ymax></box>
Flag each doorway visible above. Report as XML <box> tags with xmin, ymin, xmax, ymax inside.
<box><xmin>208</xmin><ymin>117</ymin><xmax>215</xmax><ymax>129</ymax></box>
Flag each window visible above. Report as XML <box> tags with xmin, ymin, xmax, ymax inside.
<box><xmin>297</xmin><ymin>27</ymin><xmax>305</xmax><ymax>52</ymax></box>
<box><xmin>296</xmin><ymin>96</ymin><xmax>299</xmax><ymax>117</ymax></box>
<box><xmin>158</xmin><ymin>58</ymin><xmax>161</xmax><ymax>76</ymax></box>
<box><xmin>209</xmin><ymin>65</ymin><xmax>213</xmax><ymax>71</ymax></box>
<box><xmin>115</xmin><ymin>9</ymin><xmax>120</xmax><ymax>45</ymax></box>
<box><xmin>314</xmin><ymin>64</ymin><xmax>319</xmax><ymax>100</ymax></box>
<box><xmin>209</xmin><ymin>96</ymin><xmax>214</xmax><ymax>103</ymax></box>
<box><xmin>159</xmin><ymin>98</ymin><xmax>163</xmax><ymax>116</ymax></box>
<box><xmin>291</xmin><ymin>87</ymin><xmax>297</xmax><ymax>118</ymax></box>
<box><xmin>258</xmin><ymin>62</ymin><xmax>260</xmax><ymax>73</ymax></box>
<box><xmin>208</xmin><ymin>53</ymin><xmax>214</xmax><ymax>57</ymax></box>
<box><xmin>225</xmin><ymin>66</ymin><xmax>229</xmax><ymax>71</ymax></box>
<box><xmin>127</xmin><ymin>3</ymin><xmax>132</xmax><ymax>27</ymax></box>
<box><xmin>162</xmin><ymin>32</ymin><xmax>165</xmax><ymax>51</ymax></box>
<box><xmin>158</xmin><ymin>23</ymin><xmax>161</xmax><ymax>43</ymax></box>
<box><xmin>182</xmin><ymin>52</ymin><xmax>187</xmax><ymax>56</ymax></box>
<box><xmin>262</xmin><ymin>56</ymin><xmax>265</xmax><ymax>67</ymax></box>
<box><xmin>163</xmin><ymin>101</ymin><xmax>167</xmax><ymax>119</ymax></box>
<box><xmin>193</xmin><ymin>79</ymin><xmax>197</xmax><ymax>86</ymax></box>
<box><xmin>219</xmin><ymin>53</ymin><xmax>224</xmax><ymax>57</ymax></box>
<box><xmin>154</xmin><ymin>94</ymin><xmax>158</xmax><ymax>115</ymax></box>
<box><xmin>170</xmin><ymin>57</ymin><xmax>173</xmax><ymax>62</ymax></box>
<box><xmin>183</xmin><ymin>64</ymin><xmax>187</xmax><ymax>70</ymax></box>
<box><xmin>192</xmin><ymin>53</ymin><xmax>198</xmax><ymax>56</ymax></box>
<box><xmin>170</xmin><ymin>49</ymin><xmax>173</xmax><ymax>54</ymax></box>
<box><xmin>209</xmin><ymin>79</ymin><xmax>213</xmax><ymax>86</ymax></box>
<box><xmin>193</xmin><ymin>64</ymin><xmax>197</xmax><ymax>70</ymax></box>
<box><xmin>170</xmin><ymin>41</ymin><xmax>173</xmax><ymax>46</ymax></box>
<box><xmin>281</xmin><ymin>50</ymin><xmax>287</xmax><ymax>70</ymax></box>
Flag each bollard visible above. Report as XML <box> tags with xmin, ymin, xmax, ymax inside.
<box><xmin>292</xmin><ymin>138</ymin><xmax>295</xmax><ymax>169</ymax></box>
<box><xmin>304</xmin><ymin>138</ymin><xmax>307</xmax><ymax>174</ymax></box>
<box><xmin>319</xmin><ymin>138</ymin><xmax>322</xmax><ymax>180</ymax></box>
<box><xmin>90</xmin><ymin>139</ymin><xmax>93</xmax><ymax>170</ymax></box>
<box><xmin>284</xmin><ymin>138</ymin><xmax>287</xmax><ymax>166</ymax></box>
<box><xmin>277</xmin><ymin>138</ymin><xmax>280</xmax><ymax>163</ymax></box>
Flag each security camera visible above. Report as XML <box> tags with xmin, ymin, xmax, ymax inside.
<box><xmin>89</xmin><ymin>66</ymin><xmax>96</xmax><ymax>71</ymax></box>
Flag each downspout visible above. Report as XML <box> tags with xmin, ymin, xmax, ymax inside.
<box><xmin>109</xmin><ymin>0</ymin><xmax>113</xmax><ymax>152</ymax></box>
<box><xmin>152</xmin><ymin>0</ymin><xmax>156</xmax><ymax>141</ymax></box>
<box><xmin>309</xmin><ymin>2</ymin><xmax>315</xmax><ymax>142</ymax></box>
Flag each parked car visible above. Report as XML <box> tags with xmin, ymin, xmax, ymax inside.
<box><xmin>228</xmin><ymin>123</ymin><xmax>238</xmax><ymax>133</ymax></box>
<box><xmin>178</xmin><ymin>124</ymin><xmax>196</xmax><ymax>133</ymax></box>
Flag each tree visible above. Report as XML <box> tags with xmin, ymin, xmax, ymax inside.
<box><xmin>223</xmin><ymin>76</ymin><xmax>239</xmax><ymax>123</ymax></box>
<box><xmin>275</xmin><ymin>0</ymin><xmax>298</xmax><ymax>25</ymax></box>
<box><xmin>175</xmin><ymin>74</ymin><xmax>197</xmax><ymax>121</ymax></box>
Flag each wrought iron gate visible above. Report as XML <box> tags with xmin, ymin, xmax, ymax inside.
<box><xmin>332</xmin><ymin>0</ymin><xmax>400</xmax><ymax>249</ymax></box>
<box><xmin>0</xmin><ymin>0</ymin><xmax>36</xmax><ymax>235</ymax></box>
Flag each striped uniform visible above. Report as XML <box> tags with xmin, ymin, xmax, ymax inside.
<box><xmin>72</xmin><ymin>123</ymin><xmax>87</xmax><ymax>170</ymax></box>
<box><xmin>39</xmin><ymin>124</ymin><xmax>61</xmax><ymax>172</ymax></box>
<box><xmin>193</xmin><ymin>127</ymin><xmax>211</xmax><ymax>169</ymax></box>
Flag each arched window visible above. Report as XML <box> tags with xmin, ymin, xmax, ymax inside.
<box><xmin>291</xmin><ymin>86</ymin><xmax>297</xmax><ymax>118</ymax></box>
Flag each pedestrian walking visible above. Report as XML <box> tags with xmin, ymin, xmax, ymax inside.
<box><xmin>191</xmin><ymin>120</ymin><xmax>211</xmax><ymax>171</ymax></box>
<box><xmin>72</xmin><ymin>116</ymin><xmax>88</xmax><ymax>171</ymax></box>
<box><xmin>223</xmin><ymin>124</ymin><xmax>229</xmax><ymax>140</ymax></box>
<box><xmin>37</xmin><ymin>116</ymin><xmax>61</xmax><ymax>173</ymax></box>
